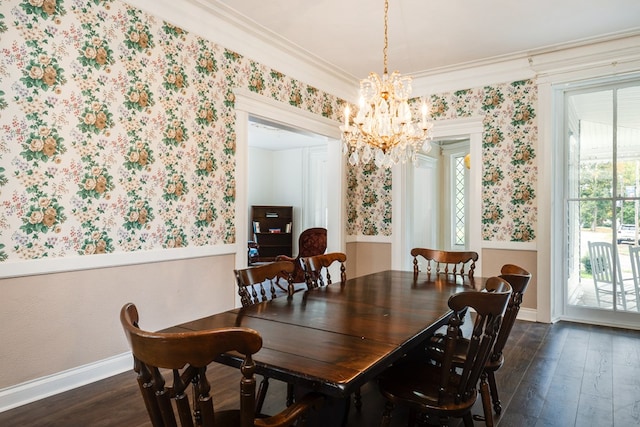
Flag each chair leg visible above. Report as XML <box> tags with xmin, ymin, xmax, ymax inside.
<box><xmin>380</xmin><ymin>401</ymin><xmax>393</xmax><ymax>427</ymax></box>
<box><xmin>479</xmin><ymin>372</ymin><xmax>494</xmax><ymax>427</ymax></box>
<box><xmin>407</xmin><ymin>408</ymin><xmax>417</xmax><ymax>427</ymax></box>
<box><xmin>255</xmin><ymin>376</ymin><xmax>270</xmax><ymax>415</ymax></box>
<box><xmin>354</xmin><ymin>387</ymin><xmax>362</xmax><ymax>412</ymax></box>
<box><xmin>487</xmin><ymin>370</ymin><xmax>502</xmax><ymax>415</ymax></box>
<box><xmin>462</xmin><ymin>412</ymin><xmax>475</xmax><ymax>427</ymax></box>
<box><xmin>286</xmin><ymin>383</ymin><xmax>295</xmax><ymax>407</ymax></box>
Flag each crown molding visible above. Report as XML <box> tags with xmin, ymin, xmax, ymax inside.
<box><xmin>124</xmin><ymin>1</ymin><xmax>640</xmax><ymax>97</ymax></box>
<box><xmin>528</xmin><ymin>31</ymin><xmax>640</xmax><ymax>73</ymax></box>
<box><xmin>411</xmin><ymin>54</ymin><xmax>535</xmax><ymax>95</ymax></box>
<box><xmin>123</xmin><ymin>0</ymin><xmax>358</xmax><ymax>100</ymax></box>
<box><xmin>530</xmin><ymin>32</ymin><xmax>640</xmax><ymax>84</ymax></box>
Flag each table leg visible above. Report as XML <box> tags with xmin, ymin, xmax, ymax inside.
<box><xmin>294</xmin><ymin>386</ymin><xmax>350</xmax><ymax>427</ymax></box>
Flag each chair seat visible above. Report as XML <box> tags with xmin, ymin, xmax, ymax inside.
<box><xmin>379</xmin><ymin>361</ymin><xmax>478</xmax><ymax>418</ymax></box>
<box><xmin>212</xmin><ymin>409</ymin><xmax>292</xmax><ymax>426</ymax></box>
<box><xmin>211</xmin><ymin>410</ymin><xmax>241</xmax><ymax>427</ymax></box>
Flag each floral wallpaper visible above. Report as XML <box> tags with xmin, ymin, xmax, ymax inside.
<box><xmin>0</xmin><ymin>0</ymin><xmax>344</xmax><ymax>263</ymax></box>
<box><xmin>346</xmin><ymin>161</ymin><xmax>392</xmax><ymax>236</ymax></box>
<box><xmin>0</xmin><ymin>0</ymin><xmax>536</xmax><ymax>266</ymax></box>
<box><xmin>345</xmin><ymin>80</ymin><xmax>538</xmax><ymax>241</ymax></box>
<box><xmin>432</xmin><ymin>81</ymin><xmax>538</xmax><ymax>242</ymax></box>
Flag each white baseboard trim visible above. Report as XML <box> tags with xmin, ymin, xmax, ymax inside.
<box><xmin>0</xmin><ymin>352</ymin><xmax>132</xmax><ymax>413</ymax></box>
<box><xmin>517</xmin><ymin>307</ymin><xmax>538</xmax><ymax>323</ymax></box>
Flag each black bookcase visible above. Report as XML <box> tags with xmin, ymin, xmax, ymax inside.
<box><xmin>250</xmin><ymin>206</ymin><xmax>293</xmax><ymax>262</ymax></box>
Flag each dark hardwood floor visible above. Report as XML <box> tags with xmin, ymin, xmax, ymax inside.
<box><xmin>1</xmin><ymin>320</ymin><xmax>639</xmax><ymax>426</ymax></box>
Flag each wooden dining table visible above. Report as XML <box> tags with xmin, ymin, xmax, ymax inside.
<box><xmin>165</xmin><ymin>269</ymin><xmax>487</xmax><ymax>425</ymax></box>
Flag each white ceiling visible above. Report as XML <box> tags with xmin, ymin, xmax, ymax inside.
<box><xmin>209</xmin><ymin>0</ymin><xmax>640</xmax><ymax>149</ymax></box>
<box><xmin>214</xmin><ymin>0</ymin><xmax>640</xmax><ymax>79</ymax></box>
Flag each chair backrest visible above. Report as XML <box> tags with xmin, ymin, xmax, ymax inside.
<box><xmin>297</xmin><ymin>227</ymin><xmax>328</xmax><ymax>258</ymax></box>
<box><xmin>302</xmin><ymin>252</ymin><xmax>347</xmax><ymax>289</ymax></box>
<box><xmin>630</xmin><ymin>245</ymin><xmax>640</xmax><ymax>307</ymax></box>
<box><xmin>411</xmin><ymin>248</ymin><xmax>478</xmax><ymax>278</ymax></box>
<box><xmin>491</xmin><ymin>265</ymin><xmax>532</xmax><ymax>362</ymax></box>
<box><xmin>120</xmin><ymin>303</ymin><xmax>262</xmax><ymax>427</ymax></box>
<box><xmin>588</xmin><ymin>241</ymin><xmax>629</xmax><ymax>309</ymax></box>
<box><xmin>588</xmin><ymin>241</ymin><xmax>622</xmax><ymax>284</ymax></box>
<box><xmin>235</xmin><ymin>261</ymin><xmax>295</xmax><ymax>307</ymax></box>
<box><xmin>439</xmin><ymin>277</ymin><xmax>511</xmax><ymax>404</ymax></box>
<box><xmin>500</xmin><ymin>263</ymin><xmax>529</xmax><ymax>276</ymax></box>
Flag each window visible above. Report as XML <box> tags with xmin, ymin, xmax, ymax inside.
<box><xmin>441</xmin><ymin>141</ymin><xmax>470</xmax><ymax>250</ymax></box>
<box><xmin>564</xmin><ymin>80</ymin><xmax>640</xmax><ymax>314</ymax></box>
<box><xmin>453</xmin><ymin>154</ymin><xmax>466</xmax><ymax>246</ymax></box>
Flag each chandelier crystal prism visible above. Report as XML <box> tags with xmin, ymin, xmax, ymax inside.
<box><xmin>340</xmin><ymin>0</ymin><xmax>433</xmax><ymax>168</ymax></box>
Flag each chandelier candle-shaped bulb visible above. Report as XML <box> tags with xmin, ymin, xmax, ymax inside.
<box><xmin>344</xmin><ymin>105</ymin><xmax>350</xmax><ymax>128</ymax></box>
<box><xmin>355</xmin><ymin>96</ymin><xmax>365</xmax><ymax>125</ymax></box>
<box><xmin>421</xmin><ymin>99</ymin><xmax>428</xmax><ymax>128</ymax></box>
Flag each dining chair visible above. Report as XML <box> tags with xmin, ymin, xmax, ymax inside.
<box><xmin>427</xmin><ymin>264</ymin><xmax>532</xmax><ymax>426</ymax></box>
<box><xmin>378</xmin><ymin>277</ymin><xmax>512</xmax><ymax>427</ymax></box>
<box><xmin>411</xmin><ymin>248</ymin><xmax>478</xmax><ymax>278</ymax></box>
<box><xmin>276</xmin><ymin>227</ymin><xmax>327</xmax><ymax>285</ymax></box>
<box><xmin>588</xmin><ymin>241</ymin><xmax>637</xmax><ymax>310</ymax></box>
<box><xmin>302</xmin><ymin>252</ymin><xmax>347</xmax><ymax>289</ymax></box>
<box><xmin>120</xmin><ymin>303</ymin><xmax>323</xmax><ymax>427</ymax></box>
<box><xmin>235</xmin><ymin>260</ymin><xmax>296</xmax><ymax>413</ymax></box>
<box><xmin>235</xmin><ymin>260</ymin><xmax>296</xmax><ymax>306</ymax></box>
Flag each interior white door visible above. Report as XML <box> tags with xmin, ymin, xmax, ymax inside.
<box><xmin>406</xmin><ymin>155</ymin><xmax>439</xmax><ymax>269</ymax></box>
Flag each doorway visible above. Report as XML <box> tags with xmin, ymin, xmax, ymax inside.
<box><xmin>233</xmin><ymin>89</ymin><xmax>344</xmax><ymax>276</ymax></box>
<box><xmin>393</xmin><ymin>117</ymin><xmax>483</xmax><ymax>274</ymax></box>
<box><xmin>247</xmin><ymin>117</ymin><xmax>328</xmax><ymax>253</ymax></box>
<box><xmin>406</xmin><ymin>139</ymin><xmax>470</xmax><ymax>255</ymax></box>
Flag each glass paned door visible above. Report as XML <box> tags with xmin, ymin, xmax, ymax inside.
<box><xmin>565</xmin><ymin>82</ymin><xmax>640</xmax><ymax>314</ymax></box>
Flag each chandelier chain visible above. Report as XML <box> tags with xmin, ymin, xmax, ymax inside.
<box><xmin>383</xmin><ymin>0</ymin><xmax>388</xmax><ymax>75</ymax></box>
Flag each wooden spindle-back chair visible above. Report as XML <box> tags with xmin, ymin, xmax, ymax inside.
<box><xmin>379</xmin><ymin>277</ymin><xmax>512</xmax><ymax>427</ymax></box>
<box><xmin>411</xmin><ymin>248</ymin><xmax>478</xmax><ymax>278</ymax></box>
<box><xmin>302</xmin><ymin>252</ymin><xmax>347</xmax><ymax>289</ymax></box>
<box><xmin>120</xmin><ymin>303</ymin><xmax>322</xmax><ymax>427</ymax></box>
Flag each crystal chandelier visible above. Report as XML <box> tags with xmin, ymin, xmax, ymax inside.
<box><xmin>340</xmin><ymin>0</ymin><xmax>433</xmax><ymax>168</ymax></box>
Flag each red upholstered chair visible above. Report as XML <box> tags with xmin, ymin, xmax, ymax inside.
<box><xmin>276</xmin><ymin>227</ymin><xmax>327</xmax><ymax>284</ymax></box>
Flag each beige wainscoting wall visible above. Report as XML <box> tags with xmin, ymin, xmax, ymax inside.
<box><xmin>482</xmin><ymin>248</ymin><xmax>537</xmax><ymax>310</ymax></box>
<box><xmin>0</xmin><ymin>254</ymin><xmax>236</xmax><ymax>390</ymax></box>
<box><xmin>345</xmin><ymin>241</ymin><xmax>392</xmax><ymax>279</ymax></box>
<box><xmin>344</xmin><ymin>244</ymin><xmax>537</xmax><ymax>312</ymax></box>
